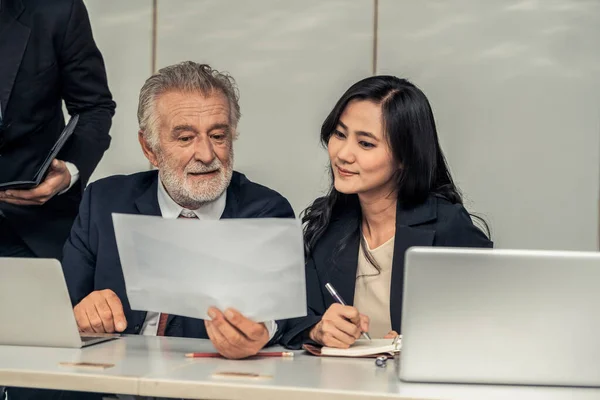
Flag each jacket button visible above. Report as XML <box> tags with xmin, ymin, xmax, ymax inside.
<box><xmin>134</xmin><ymin>325</ymin><xmax>141</xmax><ymax>332</ymax></box>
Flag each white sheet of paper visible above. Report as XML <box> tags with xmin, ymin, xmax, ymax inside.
<box><xmin>112</xmin><ymin>214</ymin><xmax>307</xmax><ymax>322</ymax></box>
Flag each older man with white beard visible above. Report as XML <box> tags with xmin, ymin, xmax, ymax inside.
<box><xmin>60</xmin><ymin>61</ymin><xmax>295</xmax><ymax>362</ymax></box>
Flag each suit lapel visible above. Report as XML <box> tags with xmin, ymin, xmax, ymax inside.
<box><xmin>319</xmin><ymin>206</ymin><xmax>361</xmax><ymax>307</ymax></box>
<box><xmin>0</xmin><ymin>0</ymin><xmax>28</xmax><ymax>116</ymax></box>
<box><xmin>220</xmin><ymin>174</ymin><xmax>239</xmax><ymax>219</ymax></box>
<box><xmin>389</xmin><ymin>226</ymin><xmax>435</xmax><ymax>332</ymax></box>
<box><xmin>327</xmin><ymin>229</ymin><xmax>360</xmax><ymax>307</ymax></box>
<box><xmin>389</xmin><ymin>197</ymin><xmax>438</xmax><ymax>332</ymax></box>
<box><xmin>132</xmin><ymin>174</ymin><xmax>161</xmax><ymax>329</ymax></box>
<box><xmin>134</xmin><ymin>175</ymin><xmax>161</xmax><ymax>217</ymax></box>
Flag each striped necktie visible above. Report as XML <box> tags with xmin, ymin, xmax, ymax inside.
<box><xmin>156</xmin><ymin>210</ymin><xmax>198</xmax><ymax>336</ymax></box>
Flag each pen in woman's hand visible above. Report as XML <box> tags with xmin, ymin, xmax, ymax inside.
<box><xmin>325</xmin><ymin>282</ymin><xmax>372</xmax><ymax>340</ymax></box>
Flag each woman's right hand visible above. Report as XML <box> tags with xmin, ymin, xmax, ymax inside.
<box><xmin>309</xmin><ymin>303</ymin><xmax>370</xmax><ymax>348</ymax></box>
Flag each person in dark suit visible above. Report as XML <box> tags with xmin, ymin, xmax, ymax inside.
<box><xmin>0</xmin><ymin>0</ymin><xmax>115</xmax><ymax>260</ymax></box>
<box><xmin>62</xmin><ymin>61</ymin><xmax>294</xmax><ymax>365</ymax></box>
<box><xmin>281</xmin><ymin>76</ymin><xmax>492</xmax><ymax>349</ymax></box>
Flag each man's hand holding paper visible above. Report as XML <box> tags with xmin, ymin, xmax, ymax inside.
<box><xmin>205</xmin><ymin>307</ymin><xmax>270</xmax><ymax>359</ymax></box>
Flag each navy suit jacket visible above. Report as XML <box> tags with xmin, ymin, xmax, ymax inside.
<box><xmin>281</xmin><ymin>195</ymin><xmax>493</xmax><ymax>348</ymax></box>
<box><xmin>0</xmin><ymin>0</ymin><xmax>115</xmax><ymax>258</ymax></box>
<box><xmin>62</xmin><ymin>170</ymin><xmax>294</xmax><ymax>342</ymax></box>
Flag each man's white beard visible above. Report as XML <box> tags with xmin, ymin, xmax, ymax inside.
<box><xmin>158</xmin><ymin>150</ymin><xmax>233</xmax><ymax>209</ymax></box>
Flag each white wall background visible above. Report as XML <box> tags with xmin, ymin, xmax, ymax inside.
<box><xmin>84</xmin><ymin>0</ymin><xmax>599</xmax><ymax>251</ymax></box>
<box><xmin>378</xmin><ymin>0</ymin><xmax>600</xmax><ymax>250</ymax></box>
<box><xmin>156</xmin><ymin>0</ymin><xmax>373</xmax><ymax>213</ymax></box>
<box><xmin>85</xmin><ymin>0</ymin><xmax>153</xmax><ymax>178</ymax></box>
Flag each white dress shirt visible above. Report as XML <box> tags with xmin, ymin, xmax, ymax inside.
<box><xmin>140</xmin><ymin>179</ymin><xmax>277</xmax><ymax>339</ymax></box>
<box><xmin>59</xmin><ymin>161</ymin><xmax>79</xmax><ymax>194</ymax></box>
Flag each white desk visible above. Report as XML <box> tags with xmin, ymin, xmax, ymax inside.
<box><xmin>1</xmin><ymin>335</ymin><xmax>599</xmax><ymax>400</ymax></box>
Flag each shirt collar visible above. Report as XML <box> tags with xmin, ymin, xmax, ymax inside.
<box><xmin>156</xmin><ymin>178</ymin><xmax>226</xmax><ymax>220</ymax></box>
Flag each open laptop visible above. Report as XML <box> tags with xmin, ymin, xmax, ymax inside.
<box><xmin>0</xmin><ymin>258</ymin><xmax>118</xmax><ymax>348</ymax></box>
<box><xmin>399</xmin><ymin>247</ymin><xmax>600</xmax><ymax>387</ymax></box>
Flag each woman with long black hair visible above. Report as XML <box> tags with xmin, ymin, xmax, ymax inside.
<box><xmin>282</xmin><ymin>75</ymin><xmax>492</xmax><ymax>349</ymax></box>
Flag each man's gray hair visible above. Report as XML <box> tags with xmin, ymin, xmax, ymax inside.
<box><xmin>137</xmin><ymin>61</ymin><xmax>241</xmax><ymax>150</ymax></box>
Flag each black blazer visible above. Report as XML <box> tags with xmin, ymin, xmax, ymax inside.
<box><xmin>0</xmin><ymin>0</ymin><xmax>115</xmax><ymax>258</ymax></box>
<box><xmin>62</xmin><ymin>170</ymin><xmax>295</xmax><ymax>344</ymax></box>
<box><xmin>281</xmin><ymin>195</ymin><xmax>493</xmax><ymax>348</ymax></box>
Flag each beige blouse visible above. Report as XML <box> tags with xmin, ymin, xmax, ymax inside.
<box><xmin>353</xmin><ymin>235</ymin><xmax>395</xmax><ymax>338</ymax></box>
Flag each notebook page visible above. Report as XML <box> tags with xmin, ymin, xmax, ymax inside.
<box><xmin>321</xmin><ymin>339</ymin><xmax>398</xmax><ymax>357</ymax></box>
